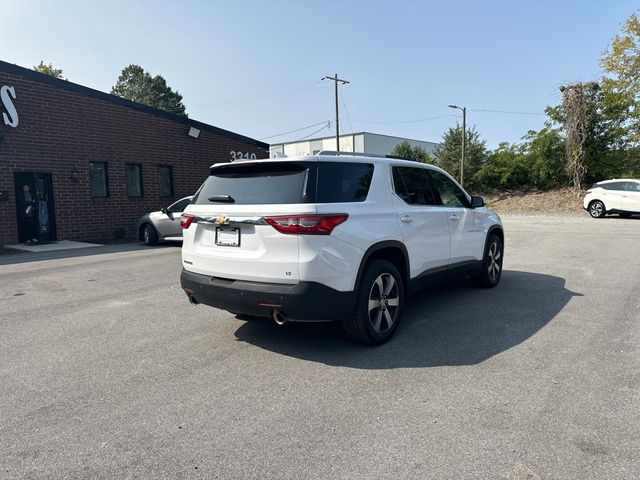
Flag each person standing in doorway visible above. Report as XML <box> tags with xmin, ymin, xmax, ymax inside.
<box><xmin>17</xmin><ymin>184</ymin><xmax>39</xmax><ymax>244</ymax></box>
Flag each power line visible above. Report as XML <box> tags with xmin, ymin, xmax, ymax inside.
<box><xmin>469</xmin><ymin>108</ymin><xmax>546</xmax><ymax>116</ymax></box>
<box><xmin>294</xmin><ymin>121</ymin><xmax>332</xmax><ymax>142</ymax></box>
<box><xmin>352</xmin><ymin>114</ymin><xmax>458</xmax><ymax>125</ymax></box>
<box><xmin>343</xmin><ymin>102</ymin><xmax>355</xmax><ymax>135</ymax></box>
<box><xmin>258</xmin><ymin>121</ymin><xmax>331</xmax><ymax>141</ymax></box>
<box><xmin>351</xmin><ymin>109</ymin><xmax>546</xmax><ymax>125</ymax></box>
<box><xmin>339</xmin><ymin>81</ymin><xmax>355</xmax><ymax>135</ymax></box>
<box><xmin>190</xmin><ymin>83</ymin><xmax>330</xmax><ymax>109</ymax></box>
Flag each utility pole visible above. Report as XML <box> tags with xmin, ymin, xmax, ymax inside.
<box><xmin>322</xmin><ymin>74</ymin><xmax>350</xmax><ymax>151</ymax></box>
<box><xmin>461</xmin><ymin>106</ymin><xmax>466</xmax><ymax>187</ymax></box>
<box><xmin>447</xmin><ymin>104</ymin><xmax>467</xmax><ymax>187</ymax></box>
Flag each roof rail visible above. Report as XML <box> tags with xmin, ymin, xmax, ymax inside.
<box><xmin>385</xmin><ymin>154</ymin><xmax>415</xmax><ymax>161</ymax></box>
<box><xmin>316</xmin><ymin>150</ymin><xmax>388</xmax><ymax>158</ymax></box>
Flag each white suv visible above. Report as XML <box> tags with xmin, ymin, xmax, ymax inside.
<box><xmin>180</xmin><ymin>153</ymin><xmax>504</xmax><ymax>345</ymax></box>
<box><xmin>583</xmin><ymin>179</ymin><xmax>640</xmax><ymax>218</ymax></box>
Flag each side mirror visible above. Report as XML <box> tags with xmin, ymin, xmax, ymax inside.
<box><xmin>161</xmin><ymin>207</ymin><xmax>169</xmax><ymax>214</ymax></box>
<box><xmin>471</xmin><ymin>195</ymin><xmax>485</xmax><ymax>208</ymax></box>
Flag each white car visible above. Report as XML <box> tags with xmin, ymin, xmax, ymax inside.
<box><xmin>583</xmin><ymin>179</ymin><xmax>640</xmax><ymax>218</ymax></box>
<box><xmin>180</xmin><ymin>153</ymin><xmax>504</xmax><ymax>345</ymax></box>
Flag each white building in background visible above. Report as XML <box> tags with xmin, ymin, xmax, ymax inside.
<box><xmin>269</xmin><ymin>131</ymin><xmax>439</xmax><ymax>158</ymax></box>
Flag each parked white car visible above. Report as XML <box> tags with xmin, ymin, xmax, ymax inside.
<box><xmin>180</xmin><ymin>153</ymin><xmax>504</xmax><ymax>345</ymax></box>
<box><xmin>583</xmin><ymin>179</ymin><xmax>640</xmax><ymax>218</ymax></box>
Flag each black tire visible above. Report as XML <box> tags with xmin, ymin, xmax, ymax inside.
<box><xmin>343</xmin><ymin>259</ymin><xmax>404</xmax><ymax>345</ymax></box>
<box><xmin>473</xmin><ymin>233</ymin><xmax>503</xmax><ymax>288</ymax></box>
<box><xmin>619</xmin><ymin>212</ymin><xmax>632</xmax><ymax>219</ymax></box>
<box><xmin>588</xmin><ymin>200</ymin><xmax>606</xmax><ymax>218</ymax></box>
<box><xmin>143</xmin><ymin>223</ymin><xmax>158</xmax><ymax>246</ymax></box>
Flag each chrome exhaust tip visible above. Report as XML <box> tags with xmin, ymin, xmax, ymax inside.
<box><xmin>272</xmin><ymin>310</ymin><xmax>287</xmax><ymax>325</ymax></box>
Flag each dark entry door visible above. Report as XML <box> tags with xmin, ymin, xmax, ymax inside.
<box><xmin>14</xmin><ymin>172</ymin><xmax>57</xmax><ymax>243</ymax></box>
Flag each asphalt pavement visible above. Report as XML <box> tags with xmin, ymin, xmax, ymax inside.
<box><xmin>0</xmin><ymin>213</ymin><xmax>638</xmax><ymax>479</ymax></box>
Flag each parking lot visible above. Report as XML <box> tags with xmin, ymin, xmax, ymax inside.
<box><xmin>1</xmin><ymin>213</ymin><xmax>638</xmax><ymax>479</ymax></box>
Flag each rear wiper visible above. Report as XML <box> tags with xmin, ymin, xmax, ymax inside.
<box><xmin>207</xmin><ymin>194</ymin><xmax>235</xmax><ymax>203</ymax></box>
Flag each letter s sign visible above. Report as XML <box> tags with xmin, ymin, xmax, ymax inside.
<box><xmin>1</xmin><ymin>86</ymin><xmax>19</xmax><ymax>128</ymax></box>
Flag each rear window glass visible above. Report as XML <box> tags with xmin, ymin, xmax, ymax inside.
<box><xmin>602</xmin><ymin>182</ymin><xmax>626</xmax><ymax>191</ymax></box>
<box><xmin>193</xmin><ymin>161</ymin><xmax>374</xmax><ymax>205</ymax></box>
<box><xmin>194</xmin><ymin>162</ymin><xmax>313</xmax><ymax>205</ymax></box>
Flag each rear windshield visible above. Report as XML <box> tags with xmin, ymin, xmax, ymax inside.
<box><xmin>194</xmin><ymin>162</ymin><xmax>310</xmax><ymax>205</ymax></box>
<box><xmin>193</xmin><ymin>161</ymin><xmax>374</xmax><ymax>205</ymax></box>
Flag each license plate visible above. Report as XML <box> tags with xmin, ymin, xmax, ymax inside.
<box><xmin>215</xmin><ymin>227</ymin><xmax>240</xmax><ymax>247</ymax></box>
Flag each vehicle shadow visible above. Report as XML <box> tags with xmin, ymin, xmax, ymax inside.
<box><xmin>233</xmin><ymin>270</ymin><xmax>581</xmax><ymax>369</ymax></box>
<box><xmin>0</xmin><ymin>242</ymin><xmax>180</xmax><ymax>266</ymax></box>
<box><xmin>608</xmin><ymin>214</ymin><xmax>640</xmax><ymax>220</ymax></box>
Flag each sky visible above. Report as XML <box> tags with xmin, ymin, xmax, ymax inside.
<box><xmin>2</xmin><ymin>0</ymin><xmax>636</xmax><ymax>148</ymax></box>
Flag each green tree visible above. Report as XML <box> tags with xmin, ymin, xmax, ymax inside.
<box><xmin>600</xmin><ymin>11</ymin><xmax>640</xmax><ymax>146</ymax></box>
<box><xmin>521</xmin><ymin>127</ymin><xmax>567</xmax><ymax>188</ymax></box>
<box><xmin>434</xmin><ymin>124</ymin><xmax>488</xmax><ymax>188</ymax></box>
<box><xmin>33</xmin><ymin>61</ymin><xmax>64</xmax><ymax>79</ymax></box>
<box><xmin>111</xmin><ymin>65</ymin><xmax>187</xmax><ymax>116</ymax></box>
<box><xmin>476</xmin><ymin>140</ymin><xmax>556</xmax><ymax>192</ymax></box>
<box><xmin>469</xmin><ymin>128</ymin><xmax>566</xmax><ymax>192</ymax></box>
<box><xmin>390</xmin><ymin>141</ymin><xmax>432</xmax><ymax>162</ymax></box>
<box><xmin>471</xmin><ymin>143</ymin><xmax>525</xmax><ymax>191</ymax></box>
<box><xmin>547</xmin><ymin>83</ymin><xmax>629</xmax><ymax>184</ymax></box>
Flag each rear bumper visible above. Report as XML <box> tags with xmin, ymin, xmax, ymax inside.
<box><xmin>180</xmin><ymin>269</ymin><xmax>354</xmax><ymax>321</ymax></box>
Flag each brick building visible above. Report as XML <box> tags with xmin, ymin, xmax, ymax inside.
<box><xmin>0</xmin><ymin>60</ymin><xmax>268</xmax><ymax>246</ymax></box>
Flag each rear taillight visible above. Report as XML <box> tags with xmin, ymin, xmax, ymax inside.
<box><xmin>180</xmin><ymin>213</ymin><xmax>196</xmax><ymax>229</ymax></box>
<box><xmin>263</xmin><ymin>214</ymin><xmax>348</xmax><ymax>235</ymax></box>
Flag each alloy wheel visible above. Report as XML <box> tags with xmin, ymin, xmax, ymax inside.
<box><xmin>590</xmin><ymin>202</ymin><xmax>604</xmax><ymax>217</ymax></box>
<box><xmin>487</xmin><ymin>241</ymin><xmax>502</xmax><ymax>283</ymax></box>
<box><xmin>367</xmin><ymin>273</ymin><xmax>400</xmax><ymax>333</ymax></box>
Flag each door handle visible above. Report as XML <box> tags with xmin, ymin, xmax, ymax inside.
<box><xmin>449</xmin><ymin>214</ymin><xmax>460</xmax><ymax>221</ymax></box>
<box><xmin>400</xmin><ymin>215</ymin><xmax>413</xmax><ymax>222</ymax></box>
<box><xmin>621</xmin><ymin>195</ymin><xmax>627</xmax><ymax>198</ymax></box>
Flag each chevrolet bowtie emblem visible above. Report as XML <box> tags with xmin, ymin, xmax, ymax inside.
<box><xmin>214</xmin><ymin>216</ymin><xmax>229</xmax><ymax>225</ymax></box>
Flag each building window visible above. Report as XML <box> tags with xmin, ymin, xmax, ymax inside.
<box><xmin>89</xmin><ymin>162</ymin><xmax>109</xmax><ymax>198</ymax></box>
<box><xmin>158</xmin><ymin>165</ymin><xmax>174</xmax><ymax>198</ymax></box>
<box><xmin>125</xmin><ymin>163</ymin><xmax>143</xmax><ymax>198</ymax></box>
